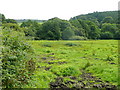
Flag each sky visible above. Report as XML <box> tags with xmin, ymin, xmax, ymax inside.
<box><xmin>0</xmin><ymin>0</ymin><xmax>119</xmax><ymax>20</ymax></box>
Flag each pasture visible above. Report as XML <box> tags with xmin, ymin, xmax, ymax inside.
<box><xmin>24</xmin><ymin>40</ymin><xmax>118</xmax><ymax>88</ymax></box>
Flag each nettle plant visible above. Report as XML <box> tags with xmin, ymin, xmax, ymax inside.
<box><xmin>2</xmin><ymin>29</ymin><xmax>35</xmax><ymax>88</ymax></box>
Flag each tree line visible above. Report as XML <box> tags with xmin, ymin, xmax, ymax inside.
<box><xmin>1</xmin><ymin>11</ymin><xmax>120</xmax><ymax>40</ymax></box>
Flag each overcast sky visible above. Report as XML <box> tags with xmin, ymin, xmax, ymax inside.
<box><xmin>0</xmin><ymin>0</ymin><xmax>119</xmax><ymax>20</ymax></box>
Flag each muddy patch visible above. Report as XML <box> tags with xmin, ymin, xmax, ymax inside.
<box><xmin>48</xmin><ymin>61</ymin><xmax>67</xmax><ymax>65</ymax></box>
<box><xmin>50</xmin><ymin>77</ymin><xmax>68</xmax><ymax>88</ymax></box>
<box><xmin>45</xmin><ymin>66</ymin><xmax>52</xmax><ymax>71</ymax></box>
<box><xmin>50</xmin><ymin>70</ymin><xmax>117</xmax><ymax>89</ymax></box>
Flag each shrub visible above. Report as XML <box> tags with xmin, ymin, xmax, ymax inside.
<box><xmin>50</xmin><ymin>65</ymin><xmax>81</xmax><ymax>76</ymax></box>
<box><xmin>65</xmin><ymin>43</ymin><xmax>77</xmax><ymax>46</ymax></box>
<box><xmin>105</xmin><ymin>55</ymin><xmax>114</xmax><ymax>61</ymax></box>
<box><xmin>59</xmin><ymin>66</ymin><xmax>80</xmax><ymax>76</ymax></box>
<box><xmin>42</xmin><ymin>43</ymin><xmax>52</xmax><ymax>47</ymax></box>
<box><xmin>25</xmin><ymin>70</ymin><xmax>57</xmax><ymax>88</ymax></box>
<box><xmin>100</xmin><ymin>32</ymin><xmax>113</xmax><ymax>39</ymax></box>
<box><xmin>1</xmin><ymin>29</ymin><xmax>35</xmax><ymax>88</ymax></box>
<box><xmin>69</xmin><ymin>36</ymin><xmax>87</xmax><ymax>40</ymax></box>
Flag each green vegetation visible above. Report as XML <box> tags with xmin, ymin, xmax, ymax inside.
<box><xmin>0</xmin><ymin>11</ymin><xmax>119</xmax><ymax>88</ymax></box>
<box><xmin>2</xmin><ymin>11</ymin><xmax>119</xmax><ymax>40</ymax></box>
<box><xmin>70</xmin><ymin>11</ymin><xmax>118</xmax><ymax>23</ymax></box>
<box><xmin>24</xmin><ymin>40</ymin><xmax>118</xmax><ymax>88</ymax></box>
<box><xmin>1</xmin><ymin>29</ymin><xmax>35</xmax><ymax>88</ymax></box>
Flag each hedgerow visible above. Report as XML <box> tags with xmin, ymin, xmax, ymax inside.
<box><xmin>1</xmin><ymin>29</ymin><xmax>35</xmax><ymax>88</ymax></box>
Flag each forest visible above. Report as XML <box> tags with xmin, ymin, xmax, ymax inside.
<box><xmin>0</xmin><ymin>10</ymin><xmax>119</xmax><ymax>89</ymax></box>
<box><xmin>1</xmin><ymin>10</ymin><xmax>120</xmax><ymax>40</ymax></box>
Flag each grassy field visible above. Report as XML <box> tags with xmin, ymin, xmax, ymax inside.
<box><xmin>23</xmin><ymin>40</ymin><xmax>118</xmax><ymax>88</ymax></box>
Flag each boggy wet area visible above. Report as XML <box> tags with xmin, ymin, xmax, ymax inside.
<box><xmin>50</xmin><ymin>70</ymin><xmax>117</xmax><ymax>89</ymax></box>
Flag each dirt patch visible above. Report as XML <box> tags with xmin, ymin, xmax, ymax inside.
<box><xmin>37</xmin><ymin>66</ymin><xmax>52</xmax><ymax>71</ymax></box>
<box><xmin>45</xmin><ymin>66</ymin><xmax>52</xmax><ymax>71</ymax></box>
<box><xmin>48</xmin><ymin>61</ymin><xmax>67</xmax><ymax>65</ymax></box>
<box><xmin>50</xmin><ymin>70</ymin><xmax>117</xmax><ymax>89</ymax></box>
<box><xmin>50</xmin><ymin>77</ymin><xmax>68</xmax><ymax>88</ymax></box>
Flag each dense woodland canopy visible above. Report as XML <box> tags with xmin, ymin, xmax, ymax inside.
<box><xmin>1</xmin><ymin>10</ymin><xmax>120</xmax><ymax>40</ymax></box>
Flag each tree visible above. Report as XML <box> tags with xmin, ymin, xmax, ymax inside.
<box><xmin>89</xmin><ymin>25</ymin><xmax>100</xmax><ymax>39</ymax></box>
<box><xmin>114</xmin><ymin>29</ymin><xmax>120</xmax><ymax>39</ymax></box>
<box><xmin>100</xmin><ymin>32</ymin><xmax>113</xmax><ymax>39</ymax></box>
<box><xmin>70</xmin><ymin>19</ymin><xmax>86</xmax><ymax>36</ymax></box>
<box><xmin>78</xmin><ymin>19</ymin><xmax>90</xmax><ymax>37</ymax></box>
<box><xmin>102</xmin><ymin>16</ymin><xmax>114</xmax><ymax>23</ymax></box>
<box><xmin>20</xmin><ymin>20</ymin><xmax>41</xmax><ymax>39</ymax></box>
<box><xmin>85</xmin><ymin>21</ymin><xmax>100</xmax><ymax>39</ymax></box>
<box><xmin>5</xmin><ymin>19</ymin><xmax>17</xmax><ymax>24</ymax></box>
<box><xmin>62</xmin><ymin>27</ymin><xmax>75</xmax><ymax>40</ymax></box>
<box><xmin>101</xmin><ymin>23</ymin><xmax>118</xmax><ymax>36</ymax></box>
<box><xmin>69</xmin><ymin>19</ymin><xmax>82</xmax><ymax>29</ymax></box>
<box><xmin>2</xmin><ymin>23</ymin><xmax>22</xmax><ymax>31</ymax></box>
<box><xmin>46</xmin><ymin>31</ymin><xmax>55</xmax><ymax>40</ymax></box>
<box><xmin>39</xmin><ymin>19</ymin><xmax>61</xmax><ymax>40</ymax></box>
<box><xmin>20</xmin><ymin>20</ymin><xmax>33</xmax><ymax>27</ymax></box>
<box><xmin>1</xmin><ymin>14</ymin><xmax>6</xmax><ymax>23</ymax></box>
<box><xmin>70</xmin><ymin>11</ymin><xmax>117</xmax><ymax>23</ymax></box>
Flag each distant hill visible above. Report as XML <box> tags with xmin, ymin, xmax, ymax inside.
<box><xmin>70</xmin><ymin>11</ymin><xmax>118</xmax><ymax>23</ymax></box>
<box><xmin>15</xmin><ymin>19</ymin><xmax>46</xmax><ymax>23</ymax></box>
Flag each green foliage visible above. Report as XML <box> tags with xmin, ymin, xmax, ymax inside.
<box><xmin>105</xmin><ymin>55</ymin><xmax>114</xmax><ymax>61</ymax></box>
<box><xmin>65</xmin><ymin>43</ymin><xmax>77</xmax><ymax>46</ymax></box>
<box><xmin>86</xmin><ymin>62</ymin><xmax>118</xmax><ymax>83</ymax></box>
<box><xmin>42</xmin><ymin>43</ymin><xmax>52</xmax><ymax>47</ymax></box>
<box><xmin>86</xmin><ymin>21</ymin><xmax>100</xmax><ymax>39</ymax></box>
<box><xmin>99</xmin><ymin>23</ymin><xmax>119</xmax><ymax>39</ymax></box>
<box><xmin>28</xmin><ymin>40</ymin><xmax>118</xmax><ymax>87</ymax></box>
<box><xmin>100</xmin><ymin>32</ymin><xmax>114</xmax><ymax>39</ymax></box>
<box><xmin>69</xmin><ymin>11</ymin><xmax>119</xmax><ymax>40</ymax></box>
<box><xmin>71</xmin><ymin>11</ymin><xmax>117</xmax><ymax>23</ymax></box>
<box><xmin>69</xmin><ymin>36</ymin><xmax>87</xmax><ymax>40</ymax></box>
<box><xmin>59</xmin><ymin>66</ymin><xmax>80</xmax><ymax>76</ymax></box>
<box><xmin>1</xmin><ymin>11</ymin><xmax>119</xmax><ymax>88</ymax></box>
<box><xmin>39</xmin><ymin>18</ymin><xmax>61</xmax><ymax>40</ymax></box>
<box><xmin>77</xmin><ymin>19</ymin><xmax>90</xmax><ymax>37</ymax></box>
<box><xmin>5</xmin><ymin>19</ymin><xmax>17</xmax><ymax>24</ymax></box>
<box><xmin>20</xmin><ymin>20</ymin><xmax>41</xmax><ymax>39</ymax></box>
<box><xmin>2</xmin><ymin>29</ymin><xmax>34</xmax><ymax>88</ymax></box>
<box><xmin>1</xmin><ymin>11</ymin><xmax>119</xmax><ymax>40</ymax></box>
<box><xmin>23</xmin><ymin>70</ymin><xmax>57</xmax><ymax>88</ymax></box>
<box><xmin>2</xmin><ymin>23</ymin><xmax>22</xmax><ymax>31</ymax></box>
<box><xmin>51</xmin><ymin>65</ymin><xmax>81</xmax><ymax>76</ymax></box>
<box><xmin>62</xmin><ymin>27</ymin><xmax>75</xmax><ymax>40</ymax></box>
<box><xmin>102</xmin><ymin>16</ymin><xmax>114</xmax><ymax>23</ymax></box>
<box><xmin>37</xmin><ymin>17</ymin><xmax>77</xmax><ymax>40</ymax></box>
<box><xmin>0</xmin><ymin>13</ymin><xmax>6</xmax><ymax>23</ymax></box>
<box><xmin>114</xmin><ymin>29</ymin><xmax>120</xmax><ymax>39</ymax></box>
<box><xmin>101</xmin><ymin>23</ymin><xmax>118</xmax><ymax>34</ymax></box>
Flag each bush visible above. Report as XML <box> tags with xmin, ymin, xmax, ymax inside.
<box><xmin>105</xmin><ymin>55</ymin><xmax>114</xmax><ymax>61</ymax></box>
<box><xmin>50</xmin><ymin>65</ymin><xmax>81</xmax><ymax>76</ymax></box>
<box><xmin>69</xmin><ymin>36</ymin><xmax>87</xmax><ymax>40</ymax></box>
<box><xmin>42</xmin><ymin>43</ymin><xmax>52</xmax><ymax>47</ymax></box>
<box><xmin>1</xmin><ymin>29</ymin><xmax>35</xmax><ymax>88</ymax></box>
<box><xmin>59</xmin><ymin>66</ymin><xmax>80</xmax><ymax>76</ymax></box>
<box><xmin>100</xmin><ymin>32</ymin><xmax>113</xmax><ymax>39</ymax></box>
<box><xmin>65</xmin><ymin>43</ymin><xmax>77</xmax><ymax>46</ymax></box>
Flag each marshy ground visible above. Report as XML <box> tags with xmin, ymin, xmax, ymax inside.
<box><xmin>25</xmin><ymin>40</ymin><xmax>118</xmax><ymax>89</ymax></box>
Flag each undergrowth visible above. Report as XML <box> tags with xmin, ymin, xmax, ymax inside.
<box><xmin>28</xmin><ymin>40</ymin><xmax>118</xmax><ymax>88</ymax></box>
